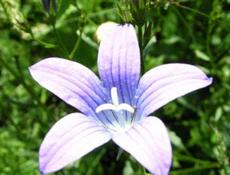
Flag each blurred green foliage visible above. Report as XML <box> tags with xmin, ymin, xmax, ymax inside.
<box><xmin>0</xmin><ymin>0</ymin><xmax>230</xmax><ymax>174</ymax></box>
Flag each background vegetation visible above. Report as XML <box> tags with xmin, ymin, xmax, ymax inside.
<box><xmin>0</xmin><ymin>0</ymin><xmax>229</xmax><ymax>174</ymax></box>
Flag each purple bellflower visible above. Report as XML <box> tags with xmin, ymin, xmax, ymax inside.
<box><xmin>29</xmin><ymin>24</ymin><xmax>212</xmax><ymax>175</ymax></box>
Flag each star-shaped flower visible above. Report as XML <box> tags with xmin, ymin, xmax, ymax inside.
<box><xmin>29</xmin><ymin>24</ymin><xmax>212</xmax><ymax>175</ymax></box>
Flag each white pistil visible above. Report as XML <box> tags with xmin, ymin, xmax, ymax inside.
<box><xmin>96</xmin><ymin>87</ymin><xmax>134</xmax><ymax>114</ymax></box>
<box><xmin>111</xmin><ymin>87</ymin><xmax>119</xmax><ymax>105</ymax></box>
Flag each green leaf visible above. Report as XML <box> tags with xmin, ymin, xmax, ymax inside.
<box><xmin>143</xmin><ymin>35</ymin><xmax>157</xmax><ymax>57</ymax></box>
<box><xmin>195</xmin><ymin>50</ymin><xmax>211</xmax><ymax>61</ymax></box>
<box><xmin>169</xmin><ymin>131</ymin><xmax>186</xmax><ymax>150</ymax></box>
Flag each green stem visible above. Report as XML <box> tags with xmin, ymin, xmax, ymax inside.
<box><xmin>116</xmin><ymin>148</ymin><xmax>124</xmax><ymax>160</ymax></box>
<box><xmin>171</xmin><ymin>1</ymin><xmax>209</xmax><ymax>18</ymax></box>
<box><xmin>170</xmin><ymin>163</ymin><xmax>219</xmax><ymax>174</ymax></box>
<box><xmin>69</xmin><ymin>30</ymin><xmax>82</xmax><ymax>60</ymax></box>
<box><xmin>138</xmin><ymin>25</ymin><xmax>144</xmax><ymax>74</ymax></box>
<box><xmin>29</xmin><ymin>28</ymin><xmax>56</xmax><ymax>49</ymax></box>
<box><xmin>51</xmin><ymin>17</ymin><xmax>69</xmax><ymax>56</ymax></box>
<box><xmin>175</xmin><ymin>153</ymin><xmax>217</xmax><ymax>165</ymax></box>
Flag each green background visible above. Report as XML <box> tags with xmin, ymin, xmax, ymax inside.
<box><xmin>0</xmin><ymin>0</ymin><xmax>229</xmax><ymax>174</ymax></box>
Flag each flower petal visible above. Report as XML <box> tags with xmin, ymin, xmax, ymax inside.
<box><xmin>29</xmin><ymin>57</ymin><xmax>108</xmax><ymax>119</ymax></box>
<box><xmin>39</xmin><ymin>113</ymin><xmax>111</xmax><ymax>174</ymax></box>
<box><xmin>135</xmin><ymin>64</ymin><xmax>212</xmax><ymax>118</ymax></box>
<box><xmin>112</xmin><ymin>117</ymin><xmax>172</xmax><ymax>175</ymax></box>
<box><xmin>98</xmin><ymin>24</ymin><xmax>140</xmax><ymax>105</ymax></box>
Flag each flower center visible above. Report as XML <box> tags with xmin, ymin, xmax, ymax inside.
<box><xmin>96</xmin><ymin>87</ymin><xmax>134</xmax><ymax>114</ymax></box>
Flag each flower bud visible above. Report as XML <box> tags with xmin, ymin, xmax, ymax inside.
<box><xmin>95</xmin><ymin>22</ymin><xmax>118</xmax><ymax>42</ymax></box>
<box><xmin>41</xmin><ymin>0</ymin><xmax>57</xmax><ymax>13</ymax></box>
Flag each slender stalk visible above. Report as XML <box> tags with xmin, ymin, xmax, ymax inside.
<box><xmin>28</xmin><ymin>28</ymin><xmax>56</xmax><ymax>49</ymax></box>
<box><xmin>175</xmin><ymin>153</ymin><xmax>217</xmax><ymax>164</ymax></box>
<box><xmin>138</xmin><ymin>25</ymin><xmax>144</xmax><ymax>74</ymax></box>
<box><xmin>51</xmin><ymin>17</ymin><xmax>69</xmax><ymax>56</ymax></box>
<box><xmin>170</xmin><ymin>163</ymin><xmax>219</xmax><ymax>174</ymax></box>
<box><xmin>116</xmin><ymin>148</ymin><xmax>124</xmax><ymax>160</ymax></box>
<box><xmin>171</xmin><ymin>1</ymin><xmax>209</xmax><ymax>18</ymax></box>
<box><xmin>69</xmin><ymin>30</ymin><xmax>82</xmax><ymax>60</ymax></box>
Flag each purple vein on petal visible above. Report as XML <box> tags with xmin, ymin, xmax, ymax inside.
<box><xmin>134</xmin><ymin>125</ymin><xmax>165</xmax><ymax>174</ymax></box>
<box><xmin>133</xmin><ymin>119</ymin><xmax>171</xmax><ymax>175</ymax></box>
<box><xmin>53</xmin><ymin>129</ymin><xmax>108</xmax><ymax>166</ymax></box>
<box><xmin>137</xmin><ymin>74</ymin><xmax>206</xmax><ymax>106</ymax></box>
<box><xmin>136</xmin><ymin>71</ymin><xmax>201</xmax><ymax>105</ymax></box>
<box><xmin>41</xmin><ymin>127</ymin><xmax>106</xmax><ymax>170</ymax></box>
<box><xmin>111</xmin><ymin>27</ymin><xmax>126</xmax><ymax>122</ymax></box>
<box><xmin>99</xmin><ymin>26</ymin><xmax>130</xmax><ymax>125</ymax></box>
<box><xmin>124</xmin><ymin>36</ymin><xmax>132</xmax><ymax>105</ymax></box>
<box><xmin>34</xmin><ymin>66</ymin><xmax>106</xmax><ymax>104</ymax></box>
<box><xmin>113</xmin><ymin>128</ymin><xmax>154</xmax><ymax>172</ymax></box>
<box><xmin>134</xmin><ymin>64</ymin><xmax>212</xmax><ymax>118</ymax></box>
<box><xmin>118</xmin><ymin>27</ymin><xmax>128</xmax><ymax>104</ymax></box>
<box><xmin>121</xmin><ymin>27</ymin><xmax>131</xmax><ymax>121</ymax></box>
<box><xmin>139</xmin><ymin>77</ymin><xmax>211</xmax><ymax>117</ymax></box>
<box><xmin>34</xmin><ymin>72</ymin><xmax>97</xmax><ymax>114</ymax></box>
<box><xmin>111</xmin><ymin>26</ymin><xmax>121</xmax><ymax>96</ymax></box>
<box><xmin>147</xmin><ymin>77</ymin><xmax>206</xmax><ymax>103</ymax></box>
<box><xmin>103</xmin><ymin>27</ymin><xmax>116</xmax><ymax>89</ymax></box>
<box><xmin>31</xmin><ymin>66</ymin><xmax>120</xmax><ymax>126</ymax></box>
<box><xmin>98</xmin><ymin>24</ymin><xmax>140</xmax><ymax>107</ymax></box>
<box><xmin>47</xmin><ymin>128</ymin><xmax>108</xmax><ymax>169</ymax></box>
<box><xmin>118</xmin><ymin>27</ymin><xmax>128</xmax><ymax>121</ymax></box>
<box><xmin>132</xmin><ymin>128</ymin><xmax>156</xmax><ymax>157</ymax></box>
<box><xmin>44</xmin><ymin>74</ymin><xmax>115</xmax><ymax>127</ymax></box>
<box><xmin>40</xmin><ymin>120</ymin><xmax>93</xmax><ymax>158</ymax></box>
<box><xmin>125</xmin><ymin>25</ymin><xmax>139</xmax><ymax>105</ymax></box>
<box><xmin>127</xmin><ymin>25</ymin><xmax>140</xmax><ymax>103</ymax></box>
<box><xmin>125</xmin><ymin>130</ymin><xmax>153</xmax><ymax>164</ymax></box>
<box><xmin>39</xmin><ymin>113</ymin><xmax>112</xmax><ymax>173</ymax></box>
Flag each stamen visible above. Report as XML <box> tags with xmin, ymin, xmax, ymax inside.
<box><xmin>96</xmin><ymin>104</ymin><xmax>116</xmax><ymax>113</ymax></box>
<box><xmin>96</xmin><ymin>103</ymin><xmax>135</xmax><ymax>113</ymax></box>
<box><xmin>118</xmin><ymin>104</ymin><xmax>135</xmax><ymax>113</ymax></box>
<box><xmin>96</xmin><ymin>87</ymin><xmax>134</xmax><ymax>114</ymax></box>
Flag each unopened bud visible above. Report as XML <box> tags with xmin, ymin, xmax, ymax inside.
<box><xmin>42</xmin><ymin>0</ymin><xmax>57</xmax><ymax>13</ymax></box>
<box><xmin>96</xmin><ymin>22</ymin><xmax>118</xmax><ymax>42</ymax></box>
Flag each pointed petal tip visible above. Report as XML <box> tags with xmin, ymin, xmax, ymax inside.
<box><xmin>29</xmin><ymin>57</ymin><xmax>54</xmax><ymax>73</ymax></box>
<box><xmin>136</xmin><ymin>64</ymin><xmax>213</xmax><ymax>117</ymax></box>
<box><xmin>39</xmin><ymin>168</ymin><xmax>46</xmax><ymax>175</ymax></box>
<box><xmin>112</xmin><ymin>117</ymin><xmax>172</xmax><ymax>175</ymax></box>
<box><xmin>39</xmin><ymin>163</ymin><xmax>59</xmax><ymax>175</ymax></box>
<box><xmin>39</xmin><ymin>163</ymin><xmax>50</xmax><ymax>175</ymax></box>
<box><xmin>200</xmin><ymin>76</ymin><xmax>213</xmax><ymax>88</ymax></box>
<box><xmin>38</xmin><ymin>113</ymin><xmax>111</xmax><ymax>174</ymax></box>
<box><xmin>207</xmin><ymin>77</ymin><xmax>213</xmax><ymax>85</ymax></box>
<box><xmin>28</xmin><ymin>60</ymin><xmax>40</xmax><ymax>72</ymax></box>
<box><xmin>29</xmin><ymin>57</ymin><xmax>107</xmax><ymax>116</ymax></box>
